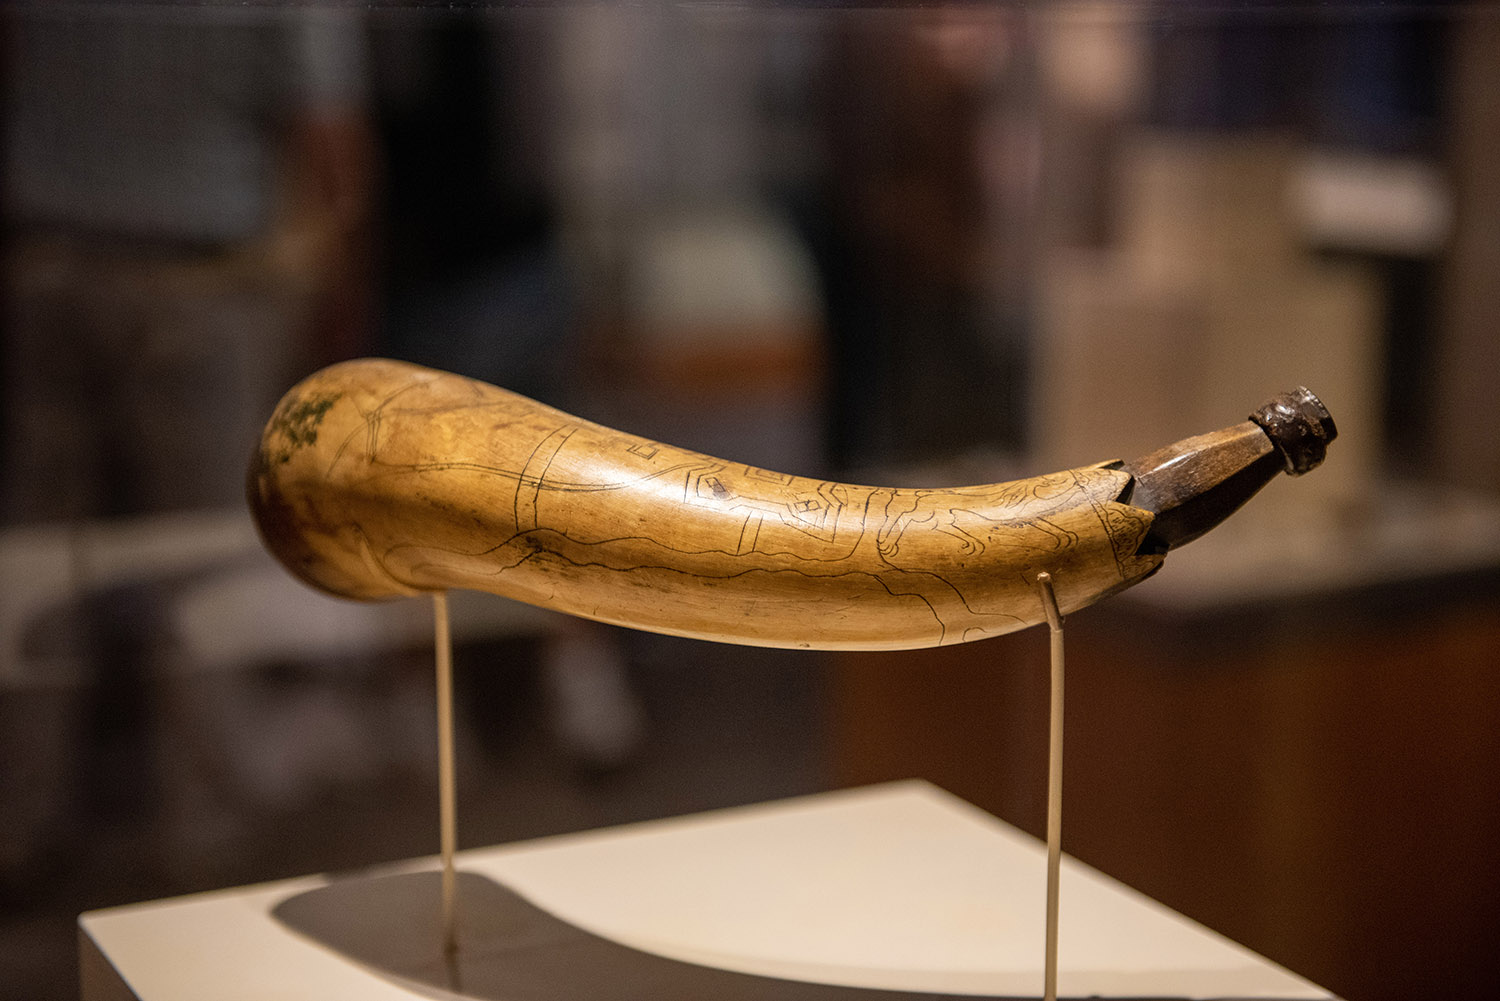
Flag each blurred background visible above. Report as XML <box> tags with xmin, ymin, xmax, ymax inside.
<box><xmin>2</xmin><ymin>2</ymin><xmax>1497</xmax><ymax>999</ymax></box>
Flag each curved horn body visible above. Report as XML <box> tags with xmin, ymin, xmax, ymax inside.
<box><xmin>248</xmin><ymin>359</ymin><xmax>1331</xmax><ymax>651</ymax></box>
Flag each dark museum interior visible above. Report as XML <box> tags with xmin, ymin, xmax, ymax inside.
<box><xmin>2</xmin><ymin>3</ymin><xmax>1497</xmax><ymax>999</ymax></box>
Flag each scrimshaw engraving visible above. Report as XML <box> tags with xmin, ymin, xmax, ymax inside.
<box><xmin>250</xmin><ymin>359</ymin><xmax>1164</xmax><ymax>651</ymax></box>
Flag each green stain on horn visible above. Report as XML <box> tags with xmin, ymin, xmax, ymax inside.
<box><xmin>269</xmin><ymin>392</ymin><xmax>341</xmax><ymax>465</ymax></box>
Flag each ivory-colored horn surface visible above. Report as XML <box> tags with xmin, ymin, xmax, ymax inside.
<box><xmin>248</xmin><ymin>359</ymin><xmax>1164</xmax><ymax>650</ymax></box>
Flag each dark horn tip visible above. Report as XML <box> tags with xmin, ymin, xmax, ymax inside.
<box><xmin>1249</xmin><ymin>387</ymin><xmax>1337</xmax><ymax>476</ymax></box>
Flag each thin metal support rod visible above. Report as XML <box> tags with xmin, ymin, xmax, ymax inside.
<box><xmin>1036</xmin><ymin>572</ymin><xmax>1065</xmax><ymax>1001</ymax></box>
<box><xmin>433</xmin><ymin>591</ymin><xmax>459</xmax><ymax>957</ymax></box>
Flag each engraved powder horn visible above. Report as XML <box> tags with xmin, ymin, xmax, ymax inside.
<box><xmin>249</xmin><ymin>359</ymin><xmax>1334</xmax><ymax>651</ymax></box>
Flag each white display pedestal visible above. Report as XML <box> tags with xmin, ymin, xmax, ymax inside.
<box><xmin>79</xmin><ymin>781</ymin><xmax>1336</xmax><ymax>1000</ymax></box>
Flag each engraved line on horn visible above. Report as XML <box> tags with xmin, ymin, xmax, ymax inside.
<box><xmin>516</xmin><ymin>425</ymin><xmax>577</xmax><ymax>532</ymax></box>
